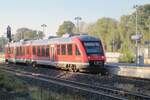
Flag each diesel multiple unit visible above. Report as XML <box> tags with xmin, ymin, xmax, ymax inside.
<box><xmin>5</xmin><ymin>34</ymin><xmax>106</xmax><ymax>72</ymax></box>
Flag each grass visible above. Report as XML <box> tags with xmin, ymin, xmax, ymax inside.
<box><xmin>0</xmin><ymin>70</ymin><xmax>86</xmax><ymax>100</ymax></box>
<box><xmin>0</xmin><ymin>71</ymin><xmax>28</xmax><ymax>93</ymax></box>
<box><xmin>29</xmin><ymin>86</ymin><xmax>86</xmax><ymax>100</ymax></box>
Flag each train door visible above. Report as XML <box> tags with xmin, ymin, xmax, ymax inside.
<box><xmin>50</xmin><ymin>45</ymin><xmax>55</xmax><ymax>61</ymax></box>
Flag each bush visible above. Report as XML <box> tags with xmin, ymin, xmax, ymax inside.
<box><xmin>119</xmin><ymin>50</ymin><xmax>135</xmax><ymax>63</ymax></box>
<box><xmin>0</xmin><ymin>71</ymin><xmax>28</xmax><ymax>93</ymax></box>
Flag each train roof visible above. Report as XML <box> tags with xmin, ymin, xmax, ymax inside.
<box><xmin>5</xmin><ymin>34</ymin><xmax>101</xmax><ymax>47</ymax></box>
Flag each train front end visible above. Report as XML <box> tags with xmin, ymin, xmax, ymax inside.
<box><xmin>77</xmin><ymin>35</ymin><xmax>106</xmax><ymax>73</ymax></box>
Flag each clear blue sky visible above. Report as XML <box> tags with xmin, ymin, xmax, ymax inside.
<box><xmin>0</xmin><ymin>0</ymin><xmax>149</xmax><ymax>37</ymax></box>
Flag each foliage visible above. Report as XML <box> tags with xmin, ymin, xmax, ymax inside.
<box><xmin>119</xmin><ymin>43</ymin><xmax>135</xmax><ymax>63</ymax></box>
<box><xmin>87</xmin><ymin>17</ymin><xmax>122</xmax><ymax>51</ymax></box>
<box><xmin>83</xmin><ymin>4</ymin><xmax>150</xmax><ymax>62</ymax></box>
<box><xmin>0</xmin><ymin>37</ymin><xmax>8</xmax><ymax>51</ymax></box>
<box><xmin>30</xmin><ymin>86</ymin><xmax>85</xmax><ymax>100</ymax></box>
<box><xmin>14</xmin><ymin>28</ymin><xmax>45</xmax><ymax>41</ymax></box>
<box><xmin>57</xmin><ymin>21</ymin><xmax>75</xmax><ymax>36</ymax></box>
<box><xmin>0</xmin><ymin>71</ymin><xmax>28</xmax><ymax>93</ymax></box>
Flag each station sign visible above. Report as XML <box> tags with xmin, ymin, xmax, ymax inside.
<box><xmin>131</xmin><ymin>34</ymin><xmax>142</xmax><ymax>40</ymax></box>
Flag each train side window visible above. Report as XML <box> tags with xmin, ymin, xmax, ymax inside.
<box><xmin>16</xmin><ymin>47</ymin><xmax>19</xmax><ymax>56</ymax></box>
<box><xmin>42</xmin><ymin>46</ymin><xmax>45</xmax><ymax>56</ymax></box>
<box><xmin>8</xmin><ymin>48</ymin><xmax>10</xmax><ymax>54</ymax></box>
<box><xmin>67</xmin><ymin>44</ymin><xmax>72</xmax><ymax>55</ymax></box>
<box><xmin>16</xmin><ymin>47</ymin><xmax>18</xmax><ymax>55</ymax></box>
<box><xmin>12</xmin><ymin>47</ymin><xmax>14</xmax><ymax>54</ymax></box>
<box><xmin>11</xmin><ymin>48</ymin><xmax>13</xmax><ymax>54</ymax></box>
<box><xmin>46</xmin><ymin>46</ymin><xmax>49</xmax><ymax>57</ymax></box>
<box><xmin>18</xmin><ymin>47</ymin><xmax>20</xmax><ymax>55</ymax></box>
<box><xmin>37</xmin><ymin>46</ymin><xmax>41</xmax><ymax>56</ymax></box>
<box><xmin>75</xmin><ymin>45</ymin><xmax>81</xmax><ymax>55</ymax></box>
<box><xmin>5</xmin><ymin>48</ymin><xmax>7</xmax><ymax>53</ymax></box>
<box><xmin>57</xmin><ymin>45</ymin><xmax>60</xmax><ymax>55</ymax></box>
<box><xmin>21</xmin><ymin>47</ymin><xmax>23</xmax><ymax>55</ymax></box>
<box><xmin>20</xmin><ymin>47</ymin><xmax>22</xmax><ymax>56</ymax></box>
<box><xmin>33</xmin><ymin>46</ymin><xmax>36</xmax><ymax>55</ymax></box>
<box><xmin>61</xmin><ymin>44</ymin><xmax>66</xmax><ymax>55</ymax></box>
<box><xmin>22</xmin><ymin>47</ymin><xmax>25</xmax><ymax>55</ymax></box>
<box><xmin>10</xmin><ymin>48</ymin><xmax>12</xmax><ymax>54</ymax></box>
<box><xmin>27</xmin><ymin>46</ymin><xmax>29</xmax><ymax>55</ymax></box>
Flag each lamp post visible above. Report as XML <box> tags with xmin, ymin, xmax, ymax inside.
<box><xmin>74</xmin><ymin>17</ymin><xmax>82</xmax><ymax>33</ymax></box>
<box><xmin>133</xmin><ymin>5</ymin><xmax>139</xmax><ymax>66</ymax></box>
<box><xmin>148</xmin><ymin>16</ymin><xmax>150</xmax><ymax>58</ymax></box>
<box><xmin>41</xmin><ymin>24</ymin><xmax>47</xmax><ymax>39</ymax></box>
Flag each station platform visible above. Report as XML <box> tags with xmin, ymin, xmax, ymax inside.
<box><xmin>105</xmin><ymin>63</ymin><xmax>150</xmax><ymax>79</ymax></box>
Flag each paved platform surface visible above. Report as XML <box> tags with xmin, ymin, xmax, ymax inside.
<box><xmin>106</xmin><ymin>62</ymin><xmax>150</xmax><ymax>67</ymax></box>
<box><xmin>105</xmin><ymin>63</ymin><xmax>150</xmax><ymax>79</ymax></box>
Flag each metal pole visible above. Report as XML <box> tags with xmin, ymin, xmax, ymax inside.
<box><xmin>74</xmin><ymin>17</ymin><xmax>82</xmax><ymax>33</ymax></box>
<box><xmin>134</xmin><ymin>5</ymin><xmax>138</xmax><ymax>66</ymax></box>
<box><xmin>41</xmin><ymin>24</ymin><xmax>47</xmax><ymax>39</ymax></box>
<box><xmin>77</xmin><ymin>20</ymin><xmax>79</xmax><ymax>32</ymax></box>
<box><xmin>1</xmin><ymin>36</ymin><xmax>3</xmax><ymax>51</ymax></box>
<box><xmin>136</xmin><ymin>6</ymin><xmax>138</xmax><ymax>65</ymax></box>
<box><xmin>148</xmin><ymin>17</ymin><xmax>150</xmax><ymax>58</ymax></box>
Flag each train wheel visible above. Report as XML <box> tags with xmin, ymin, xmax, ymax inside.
<box><xmin>68</xmin><ymin>64</ymin><xmax>78</xmax><ymax>72</ymax></box>
<box><xmin>26</xmin><ymin>61</ymin><xmax>30</xmax><ymax>66</ymax></box>
<box><xmin>72</xmin><ymin>65</ymin><xmax>78</xmax><ymax>72</ymax></box>
<box><xmin>69</xmin><ymin>67</ymin><xmax>73</xmax><ymax>72</ymax></box>
<box><xmin>5</xmin><ymin>59</ymin><xmax>9</xmax><ymax>64</ymax></box>
<box><xmin>32</xmin><ymin>62</ymin><xmax>37</xmax><ymax>67</ymax></box>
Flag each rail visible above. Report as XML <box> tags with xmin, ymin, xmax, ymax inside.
<box><xmin>0</xmin><ymin>65</ymin><xmax>150</xmax><ymax>100</ymax></box>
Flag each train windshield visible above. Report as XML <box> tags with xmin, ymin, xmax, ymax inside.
<box><xmin>83</xmin><ymin>42</ymin><xmax>103</xmax><ymax>55</ymax></box>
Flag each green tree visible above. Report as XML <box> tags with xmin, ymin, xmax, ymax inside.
<box><xmin>37</xmin><ymin>31</ymin><xmax>45</xmax><ymax>39</ymax></box>
<box><xmin>14</xmin><ymin>28</ymin><xmax>44</xmax><ymax>41</ymax></box>
<box><xmin>0</xmin><ymin>36</ymin><xmax>7</xmax><ymax>51</ymax></box>
<box><xmin>57</xmin><ymin>21</ymin><xmax>75</xmax><ymax>36</ymax></box>
<box><xmin>87</xmin><ymin>17</ymin><xmax>121</xmax><ymax>51</ymax></box>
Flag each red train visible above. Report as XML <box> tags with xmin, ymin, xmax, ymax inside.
<box><xmin>5</xmin><ymin>34</ymin><xmax>106</xmax><ymax>72</ymax></box>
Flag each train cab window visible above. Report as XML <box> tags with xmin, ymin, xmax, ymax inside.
<box><xmin>67</xmin><ymin>44</ymin><xmax>72</xmax><ymax>55</ymax></box>
<box><xmin>75</xmin><ymin>45</ymin><xmax>81</xmax><ymax>55</ymax></box>
<box><xmin>61</xmin><ymin>45</ymin><xmax>66</xmax><ymax>55</ymax></box>
<box><xmin>46</xmin><ymin>46</ymin><xmax>49</xmax><ymax>57</ymax></box>
<box><xmin>83</xmin><ymin>42</ymin><xmax>103</xmax><ymax>55</ymax></box>
<box><xmin>57</xmin><ymin>45</ymin><xmax>60</xmax><ymax>55</ymax></box>
<box><xmin>42</xmin><ymin>46</ymin><xmax>45</xmax><ymax>56</ymax></box>
<box><xmin>37</xmin><ymin>46</ymin><xmax>41</xmax><ymax>56</ymax></box>
<box><xmin>33</xmin><ymin>46</ymin><xmax>36</xmax><ymax>55</ymax></box>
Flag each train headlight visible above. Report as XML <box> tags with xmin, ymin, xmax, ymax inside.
<box><xmin>101</xmin><ymin>56</ymin><xmax>105</xmax><ymax>59</ymax></box>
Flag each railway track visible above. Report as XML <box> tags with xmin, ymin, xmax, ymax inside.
<box><xmin>0</xmin><ymin>65</ymin><xmax>150</xmax><ymax>100</ymax></box>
